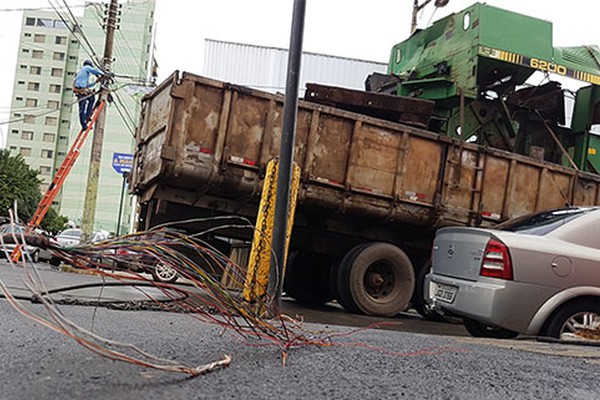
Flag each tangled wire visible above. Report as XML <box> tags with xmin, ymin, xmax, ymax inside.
<box><xmin>0</xmin><ymin>214</ymin><xmax>336</xmax><ymax>376</ymax></box>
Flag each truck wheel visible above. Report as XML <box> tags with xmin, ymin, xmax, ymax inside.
<box><xmin>337</xmin><ymin>242</ymin><xmax>415</xmax><ymax>317</ymax></box>
<box><xmin>332</xmin><ymin>244</ymin><xmax>367</xmax><ymax>313</ymax></box>
<box><xmin>283</xmin><ymin>251</ymin><xmax>334</xmax><ymax>306</ymax></box>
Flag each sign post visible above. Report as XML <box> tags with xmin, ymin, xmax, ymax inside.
<box><xmin>112</xmin><ymin>153</ymin><xmax>133</xmax><ymax>235</ymax></box>
<box><xmin>111</xmin><ymin>152</ymin><xmax>133</xmax><ymax>175</ymax></box>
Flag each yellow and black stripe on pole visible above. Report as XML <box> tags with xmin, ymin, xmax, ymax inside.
<box><xmin>243</xmin><ymin>158</ymin><xmax>301</xmax><ymax>306</ymax></box>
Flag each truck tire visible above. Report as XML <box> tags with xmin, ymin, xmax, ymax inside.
<box><xmin>283</xmin><ymin>251</ymin><xmax>334</xmax><ymax>306</ymax></box>
<box><xmin>332</xmin><ymin>244</ymin><xmax>367</xmax><ymax>313</ymax></box>
<box><xmin>337</xmin><ymin>242</ymin><xmax>415</xmax><ymax>317</ymax></box>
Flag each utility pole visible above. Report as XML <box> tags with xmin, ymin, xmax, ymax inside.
<box><xmin>267</xmin><ymin>0</ymin><xmax>306</xmax><ymax>313</ymax></box>
<box><xmin>80</xmin><ymin>0</ymin><xmax>118</xmax><ymax>241</ymax></box>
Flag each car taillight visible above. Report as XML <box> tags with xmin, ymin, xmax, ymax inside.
<box><xmin>480</xmin><ymin>239</ymin><xmax>513</xmax><ymax>280</ymax></box>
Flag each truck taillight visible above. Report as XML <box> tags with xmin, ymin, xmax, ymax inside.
<box><xmin>480</xmin><ymin>239</ymin><xmax>513</xmax><ymax>280</ymax></box>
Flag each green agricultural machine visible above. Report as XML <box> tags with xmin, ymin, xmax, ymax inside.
<box><xmin>367</xmin><ymin>2</ymin><xmax>600</xmax><ymax>172</ymax></box>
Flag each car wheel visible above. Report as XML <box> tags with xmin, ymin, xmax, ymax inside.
<box><xmin>540</xmin><ymin>300</ymin><xmax>600</xmax><ymax>339</ymax></box>
<box><xmin>283</xmin><ymin>251</ymin><xmax>334</xmax><ymax>306</ymax></box>
<box><xmin>31</xmin><ymin>250</ymin><xmax>40</xmax><ymax>263</ymax></box>
<box><xmin>412</xmin><ymin>261</ymin><xmax>448</xmax><ymax>322</ymax></box>
<box><xmin>463</xmin><ymin>318</ymin><xmax>519</xmax><ymax>339</ymax></box>
<box><xmin>151</xmin><ymin>263</ymin><xmax>179</xmax><ymax>283</ymax></box>
<box><xmin>337</xmin><ymin>242</ymin><xmax>415</xmax><ymax>317</ymax></box>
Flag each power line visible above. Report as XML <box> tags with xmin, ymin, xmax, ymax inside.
<box><xmin>0</xmin><ymin>90</ymin><xmax>99</xmax><ymax>126</ymax></box>
<box><xmin>0</xmin><ymin>5</ymin><xmax>86</xmax><ymax>12</ymax></box>
<box><xmin>46</xmin><ymin>0</ymin><xmax>99</xmax><ymax>64</ymax></box>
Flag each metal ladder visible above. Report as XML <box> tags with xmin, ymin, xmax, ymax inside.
<box><xmin>11</xmin><ymin>100</ymin><xmax>106</xmax><ymax>262</ymax></box>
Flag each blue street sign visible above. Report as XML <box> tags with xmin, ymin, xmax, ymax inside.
<box><xmin>112</xmin><ymin>152</ymin><xmax>133</xmax><ymax>174</ymax></box>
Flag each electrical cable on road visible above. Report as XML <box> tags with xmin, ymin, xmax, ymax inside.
<box><xmin>0</xmin><ymin>213</ymin><xmax>356</xmax><ymax>375</ymax></box>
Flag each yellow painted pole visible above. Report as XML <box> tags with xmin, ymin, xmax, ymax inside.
<box><xmin>243</xmin><ymin>159</ymin><xmax>300</xmax><ymax>307</ymax></box>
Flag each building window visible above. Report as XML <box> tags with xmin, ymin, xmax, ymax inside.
<box><xmin>21</xmin><ymin>49</ymin><xmax>30</xmax><ymax>54</ymax></box>
<box><xmin>49</xmin><ymin>84</ymin><xmax>62</xmax><ymax>93</ymax></box>
<box><xmin>16</xmin><ymin>97</ymin><xmax>23</xmax><ymax>101</ymax></box>
<box><xmin>59</xmin><ymin>135</ymin><xmax>67</xmax><ymax>140</ymax></box>
<box><xmin>68</xmin><ymin>55</ymin><xmax>77</xmax><ymax>61</ymax></box>
<box><xmin>54</xmin><ymin>20</ymin><xmax>67</xmax><ymax>29</ymax></box>
<box><xmin>13</xmin><ymin>113</ymin><xmax>21</xmax><ymax>118</ymax></box>
<box><xmin>25</xmin><ymin>17</ymin><xmax>35</xmax><ymax>26</ymax></box>
<box><xmin>55</xmin><ymin>36</ymin><xmax>67</xmax><ymax>45</ymax></box>
<box><xmin>20</xmin><ymin>147</ymin><xmax>32</xmax><ymax>157</ymax></box>
<box><xmin>25</xmin><ymin>98</ymin><xmax>38</xmax><ymax>107</ymax></box>
<box><xmin>51</xmin><ymin>68</ymin><xmax>63</xmax><ymax>77</ymax></box>
<box><xmin>33</xmin><ymin>34</ymin><xmax>45</xmax><ymax>43</ymax></box>
<box><xmin>43</xmin><ymin>132</ymin><xmax>56</xmax><ymax>142</ymax></box>
<box><xmin>45</xmin><ymin>116</ymin><xmax>57</xmax><ymax>126</ymax></box>
<box><xmin>17</xmin><ymin>81</ymin><xmax>25</xmax><ymax>85</ymax></box>
<box><xmin>27</xmin><ymin>82</ymin><xmax>40</xmax><ymax>91</ymax></box>
<box><xmin>39</xmin><ymin>166</ymin><xmax>52</xmax><ymax>176</ymax></box>
<box><xmin>47</xmin><ymin>100</ymin><xmax>59</xmax><ymax>109</ymax></box>
<box><xmin>37</xmin><ymin>18</ymin><xmax>53</xmax><ymax>27</ymax></box>
<box><xmin>20</xmin><ymin>65</ymin><xmax>27</xmax><ymax>69</ymax></box>
<box><xmin>23</xmin><ymin>115</ymin><xmax>36</xmax><ymax>124</ymax></box>
<box><xmin>11</xmin><ymin>129</ymin><xmax>19</xmax><ymax>134</ymax></box>
<box><xmin>41</xmin><ymin>149</ymin><xmax>54</xmax><ymax>159</ymax></box>
<box><xmin>32</xmin><ymin>50</ymin><xmax>43</xmax><ymax>59</ymax></box>
<box><xmin>57</xmin><ymin>152</ymin><xmax>66</xmax><ymax>156</ymax></box>
<box><xmin>21</xmin><ymin>131</ymin><xmax>34</xmax><ymax>140</ymax></box>
<box><xmin>53</xmin><ymin>52</ymin><xmax>65</xmax><ymax>61</ymax></box>
<box><xmin>24</xmin><ymin>33</ymin><xmax>31</xmax><ymax>38</ymax></box>
<box><xmin>61</xmin><ymin>119</ymin><xmax>69</xmax><ymax>124</ymax></box>
<box><xmin>30</xmin><ymin>66</ymin><xmax>42</xmax><ymax>75</ymax></box>
<box><xmin>71</xmin><ymin>39</ymin><xmax>78</xmax><ymax>44</ymax></box>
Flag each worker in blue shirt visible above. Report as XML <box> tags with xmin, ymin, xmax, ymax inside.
<box><xmin>73</xmin><ymin>60</ymin><xmax>106</xmax><ymax>130</ymax></box>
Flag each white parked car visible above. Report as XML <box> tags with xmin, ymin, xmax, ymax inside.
<box><xmin>49</xmin><ymin>228</ymin><xmax>110</xmax><ymax>266</ymax></box>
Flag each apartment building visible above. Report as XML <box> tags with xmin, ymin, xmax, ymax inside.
<box><xmin>7</xmin><ymin>1</ymin><xmax>155</xmax><ymax>233</ymax></box>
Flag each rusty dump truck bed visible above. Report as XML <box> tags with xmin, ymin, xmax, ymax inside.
<box><xmin>131</xmin><ymin>72</ymin><xmax>600</xmax><ymax>236</ymax></box>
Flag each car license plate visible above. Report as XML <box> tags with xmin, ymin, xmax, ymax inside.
<box><xmin>432</xmin><ymin>282</ymin><xmax>458</xmax><ymax>304</ymax></box>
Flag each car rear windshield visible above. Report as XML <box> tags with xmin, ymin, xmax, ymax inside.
<box><xmin>59</xmin><ymin>229</ymin><xmax>81</xmax><ymax>238</ymax></box>
<box><xmin>496</xmin><ymin>207</ymin><xmax>595</xmax><ymax>236</ymax></box>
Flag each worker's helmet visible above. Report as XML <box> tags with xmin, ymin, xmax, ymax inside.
<box><xmin>83</xmin><ymin>60</ymin><xmax>93</xmax><ymax>67</ymax></box>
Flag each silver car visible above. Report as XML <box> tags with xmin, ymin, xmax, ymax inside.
<box><xmin>426</xmin><ymin>206</ymin><xmax>600</xmax><ymax>340</ymax></box>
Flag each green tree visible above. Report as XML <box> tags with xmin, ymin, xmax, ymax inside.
<box><xmin>0</xmin><ymin>149</ymin><xmax>67</xmax><ymax>234</ymax></box>
<box><xmin>42</xmin><ymin>207</ymin><xmax>68</xmax><ymax>235</ymax></box>
<box><xmin>0</xmin><ymin>149</ymin><xmax>41</xmax><ymax>222</ymax></box>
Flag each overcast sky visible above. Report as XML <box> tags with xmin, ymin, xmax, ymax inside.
<box><xmin>1</xmin><ymin>0</ymin><xmax>599</xmax><ymax>147</ymax></box>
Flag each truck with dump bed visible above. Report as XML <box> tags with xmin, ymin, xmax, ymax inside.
<box><xmin>129</xmin><ymin>3</ymin><xmax>600</xmax><ymax>318</ymax></box>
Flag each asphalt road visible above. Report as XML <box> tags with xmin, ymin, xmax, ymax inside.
<box><xmin>1</xmin><ymin>260</ymin><xmax>600</xmax><ymax>399</ymax></box>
